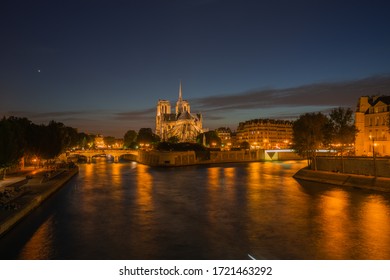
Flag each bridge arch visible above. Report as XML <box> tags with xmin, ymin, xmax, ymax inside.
<box><xmin>66</xmin><ymin>149</ymin><xmax>138</xmax><ymax>163</ymax></box>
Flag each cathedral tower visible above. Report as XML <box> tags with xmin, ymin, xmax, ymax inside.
<box><xmin>175</xmin><ymin>81</ymin><xmax>190</xmax><ymax>114</ymax></box>
<box><xmin>155</xmin><ymin>81</ymin><xmax>203</xmax><ymax>142</ymax></box>
<box><xmin>156</xmin><ymin>99</ymin><xmax>171</xmax><ymax>139</ymax></box>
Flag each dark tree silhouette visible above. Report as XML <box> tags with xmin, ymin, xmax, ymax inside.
<box><xmin>0</xmin><ymin>117</ymin><xmax>26</xmax><ymax>178</ymax></box>
<box><xmin>136</xmin><ymin>128</ymin><xmax>160</xmax><ymax>147</ymax></box>
<box><xmin>292</xmin><ymin>112</ymin><xmax>329</xmax><ymax>170</ymax></box>
<box><xmin>196</xmin><ymin>131</ymin><xmax>221</xmax><ymax>147</ymax></box>
<box><xmin>123</xmin><ymin>130</ymin><xmax>137</xmax><ymax>149</ymax></box>
<box><xmin>327</xmin><ymin>107</ymin><xmax>358</xmax><ymax>172</ymax></box>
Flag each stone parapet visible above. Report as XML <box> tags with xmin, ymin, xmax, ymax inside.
<box><xmin>315</xmin><ymin>157</ymin><xmax>390</xmax><ymax>177</ymax></box>
<box><xmin>294</xmin><ymin>168</ymin><xmax>390</xmax><ymax>192</ymax></box>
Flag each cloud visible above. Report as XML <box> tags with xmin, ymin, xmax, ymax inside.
<box><xmin>2</xmin><ymin>109</ymin><xmax>115</xmax><ymax>130</ymax></box>
<box><xmin>4</xmin><ymin>110</ymin><xmax>102</xmax><ymax>119</ymax></box>
<box><xmin>2</xmin><ymin>108</ymin><xmax>156</xmax><ymax>135</ymax></box>
<box><xmin>114</xmin><ymin>108</ymin><xmax>155</xmax><ymax>121</ymax></box>
<box><xmin>4</xmin><ymin>74</ymin><xmax>390</xmax><ymax>136</ymax></box>
<box><xmin>192</xmin><ymin>75</ymin><xmax>390</xmax><ymax>113</ymax></box>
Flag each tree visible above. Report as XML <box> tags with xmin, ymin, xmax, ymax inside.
<box><xmin>56</xmin><ymin>126</ymin><xmax>79</xmax><ymax>152</ymax></box>
<box><xmin>123</xmin><ymin>130</ymin><xmax>137</xmax><ymax>148</ymax></box>
<box><xmin>40</xmin><ymin>121</ymin><xmax>65</xmax><ymax>160</ymax></box>
<box><xmin>0</xmin><ymin>116</ymin><xmax>96</xmax><ymax>174</ymax></box>
<box><xmin>240</xmin><ymin>141</ymin><xmax>250</xmax><ymax>150</ymax></box>
<box><xmin>136</xmin><ymin>128</ymin><xmax>160</xmax><ymax>148</ymax></box>
<box><xmin>0</xmin><ymin>117</ymin><xmax>26</xmax><ymax>178</ymax></box>
<box><xmin>167</xmin><ymin>136</ymin><xmax>180</xmax><ymax>144</ymax></box>
<box><xmin>27</xmin><ymin>121</ymin><xmax>69</xmax><ymax>160</ymax></box>
<box><xmin>81</xmin><ymin>133</ymin><xmax>96</xmax><ymax>149</ymax></box>
<box><xmin>292</xmin><ymin>112</ymin><xmax>329</xmax><ymax>170</ymax></box>
<box><xmin>196</xmin><ymin>131</ymin><xmax>221</xmax><ymax>147</ymax></box>
<box><xmin>327</xmin><ymin>107</ymin><xmax>358</xmax><ymax>172</ymax></box>
<box><xmin>104</xmin><ymin>136</ymin><xmax>116</xmax><ymax>148</ymax></box>
<box><xmin>77</xmin><ymin>132</ymin><xmax>93</xmax><ymax>149</ymax></box>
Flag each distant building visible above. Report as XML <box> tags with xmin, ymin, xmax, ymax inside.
<box><xmin>355</xmin><ymin>96</ymin><xmax>390</xmax><ymax>156</ymax></box>
<box><xmin>112</xmin><ymin>138</ymin><xmax>124</xmax><ymax>149</ymax></box>
<box><xmin>94</xmin><ymin>135</ymin><xmax>105</xmax><ymax>149</ymax></box>
<box><xmin>216</xmin><ymin>127</ymin><xmax>232</xmax><ymax>149</ymax></box>
<box><xmin>236</xmin><ymin>119</ymin><xmax>293</xmax><ymax>149</ymax></box>
<box><xmin>155</xmin><ymin>82</ymin><xmax>203</xmax><ymax>142</ymax></box>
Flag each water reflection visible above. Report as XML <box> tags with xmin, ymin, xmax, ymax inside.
<box><xmin>207</xmin><ymin>167</ymin><xmax>221</xmax><ymax>188</ymax></box>
<box><xmin>111</xmin><ymin>163</ymin><xmax>123</xmax><ymax>186</ymax></box>
<box><xmin>135</xmin><ymin>164</ymin><xmax>155</xmax><ymax>218</ymax></box>
<box><xmin>359</xmin><ymin>195</ymin><xmax>390</xmax><ymax>259</ymax></box>
<box><xmin>1</xmin><ymin>160</ymin><xmax>390</xmax><ymax>260</ymax></box>
<box><xmin>19</xmin><ymin>215</ymin><xmax>55</xmax><ymax>260</ymax></box>
<box><xmin>317</xmin><ymin>189</ymin><xmax>351</xmax><ymax>259</ymax></box>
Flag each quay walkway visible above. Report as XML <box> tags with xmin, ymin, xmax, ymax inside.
<box><xmin>0</xmin><ymin>166</ymin><xmax>78</xmax><ymax>237</ymax></box>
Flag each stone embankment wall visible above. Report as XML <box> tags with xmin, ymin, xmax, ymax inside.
<box><xmin>294</xmin><ymin>168</ymin><xmax>390</xmax><ymax>192</ymax></box>
<box><xmin>137</xmin><ymin>150</ymin><xmax>265</xmax><ymax>166</ymax></box>
<box><xmin>208</xmin><ymin>150</ymin><xmax>262</xmax><ymax>163</ymax></box>
<box><xmin>137</xmin><ymin>149</ymin><xmax>302</xmax><ymax>166</ymax></box>
<box><xmin>137</xmin><ymin>150</ymin><xmax>197</xmax><ymax>166</ymax></box>
<box><xmin>315</xmin><ymin>157</ymin><xmax>390</xmax><ymax>177</ymax></box>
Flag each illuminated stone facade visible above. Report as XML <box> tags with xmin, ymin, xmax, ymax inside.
<box><xmin>216</xmin><ymin>127</ymin><xmax>232</xmax><ymax>149</ymax></box>
<box><xmin>94</xmin><ymin>135</ymin><xmax>105</xmax><ymax>149</ymax></box>
<box><xmin>236</xmin><ymin>119</ymin><xmax>293</xmax><ymax>149</ymax></box>
<box><xmin>155</xmin><ymin>83</ymin><xmax>203</xmax><ymax>142</ymax></box>
<box><xmin>355</xmin><ymin>96</ymin><xmax>390</xmax><ymax>156</ymax></box>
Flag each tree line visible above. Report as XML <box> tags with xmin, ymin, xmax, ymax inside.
<box><xmin>0</xmin><ymin>117</ymin><xmax>165</xmax><ymax>175</ymax></box>
<box><xmin>291</xmin><ymin>107</ymin><xmax>358</xmax><ymax>171</ymax></box>
<box><xmin>0</xmin><ymin>116</ymin><xmax>94</xmax><ymax>176</ymax></box>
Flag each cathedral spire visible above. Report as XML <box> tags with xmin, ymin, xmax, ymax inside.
<box><xmin>178</xmin><ymin>80</ymin><xmax>183</xmax><ymax>102</ymax></box>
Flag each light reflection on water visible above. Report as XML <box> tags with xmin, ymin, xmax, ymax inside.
<box><xmin>19</xmin><ymin>215</ymin><xmax>55</xmax><ymax>260</ymax></box>
<box><xmin>0</xmin><ymin>160</ymin><xmax>390</xmax><ymax>260</ymax></box>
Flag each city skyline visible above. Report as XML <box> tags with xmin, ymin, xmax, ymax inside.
<box><xmin>1</xmin><ymin>0</ymin><xmax>390</xmax><ymax>137</ymax></box>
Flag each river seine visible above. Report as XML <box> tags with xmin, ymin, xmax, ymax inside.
<box><xmin>1</xmin><ymin>160</ymin><xmax>390</xmax><ymax>260</ymax></box>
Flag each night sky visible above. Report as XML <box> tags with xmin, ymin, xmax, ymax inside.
<box><xmin>1</xmin><ymin>0</ymin><xmax>390</xmax><ymax>137</ymax></box>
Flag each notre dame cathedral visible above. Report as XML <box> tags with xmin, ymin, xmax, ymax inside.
<box><xmin>155</xmin><ymin>82</ymin><xmax>203</xmax><ymax>142</ymax></box>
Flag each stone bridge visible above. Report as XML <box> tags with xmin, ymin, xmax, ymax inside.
<box><xmin>67</xmin><ymin>149</ymin><xmax>138</xmax><ymax>163</ymax></box>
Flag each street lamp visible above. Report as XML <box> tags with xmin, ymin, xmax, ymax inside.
<box><xmin>32</xmin><ymin>157</ymin><xmax>38</xmax><ymax>169</ymax></box>
<box><xmin>284</xmin><ymin>139</ymin><xmax>288</xmax><ymax>148</ymax></box>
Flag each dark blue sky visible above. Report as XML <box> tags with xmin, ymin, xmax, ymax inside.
<box><xmin>1</xmin><ymin>0</ymin><xmax>390</xmax><ymax>137</ymax></box>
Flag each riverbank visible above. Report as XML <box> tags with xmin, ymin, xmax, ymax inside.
<box><xmin>137</xmin><ymin>149</ymin><xmax>302</xmax><ymax>166</ymax></box>
<box><xmin>0</xmin><ymin>166</ymin><xmax>79</xmax><ymax>237</ymax></box>
<box><xmin>293</xmin><ymin>168</ymin><xmax>390</xmax><ymax>192</ymax></box>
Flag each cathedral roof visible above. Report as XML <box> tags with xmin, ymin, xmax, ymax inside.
<box><xmin>178</xmin><ymin>111</ymin><xmax>192</xmax><ymax>120</ymax></box>
<box><xmin>163</xmin><ymin>113</ymin><xmax>177</xmax><ymax>121</ymax></box>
